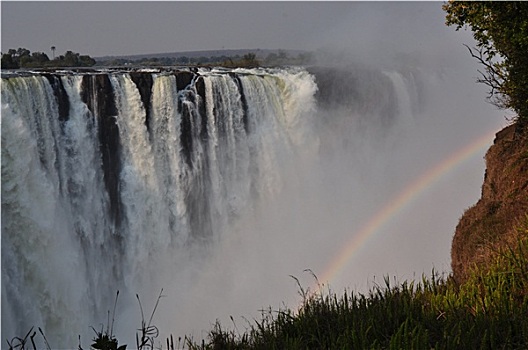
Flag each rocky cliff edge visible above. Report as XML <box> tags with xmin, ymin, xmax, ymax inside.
<box><xmin>452</xmin><ymin>123</ymin><xmax>528</xmax><ymax>283</ymax></box>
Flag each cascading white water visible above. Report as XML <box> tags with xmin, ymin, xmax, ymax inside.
<box><xmin>2</xmin><ymin>75</ymin><xmax>97</xmax><ymax>345</ymax></box>
<box><xmin>1</xmin><ymin>67</ymin><xmax>322</xmax><ymax>347</ymax></box>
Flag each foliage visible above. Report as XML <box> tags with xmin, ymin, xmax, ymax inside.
<box><xmin>187</xmin><ymin>236</ymin><xmax>528</xmax><ymax>349</ymax></box>
<box><xmin>218</xmin><ymin>52</ymin><xmax>260</xmax><ymax>68</ymax></box>
<box><xmin>90</xmin><ymin>291</ymin><xmax>126</xmax><ymax>350</ymax></box>
<box><xmin>443</xmin><ymin>1</ymin><xmax>528</xmax><ymax>127</ymax></box>
<box><xmin>1</xmin><ymin>47</ymin><xmax>96</xmax><ymax>68</ymax></box>
<box><xmin>451</xmin><ymin>124</ymin><xmax>528</xmax><ymax>283</ymax></box>
<box><xmin>90</xmin><ymin>328</ymin><xmax>126</xmax><ymax>350</ymax></box>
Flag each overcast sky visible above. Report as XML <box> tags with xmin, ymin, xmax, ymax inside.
<box><xmin>1</xmin><ymin>1</ymin><xmax>476</xmax><ymax>60</ymax></box>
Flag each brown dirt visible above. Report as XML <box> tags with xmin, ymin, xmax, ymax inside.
<box><xmin>451</xmin><ymin>123</ymin><xmax>528</xmax><ymax>284</ymax></box>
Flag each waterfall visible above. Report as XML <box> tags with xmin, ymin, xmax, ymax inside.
<box><xmin>0</xmin><ymin>62</ymin><xmax>444</xmax><ymax>348</ymax></box>
<box><xmin>1</xmin><ymin>67</ymin><xmax>321</xmax><ymax>346</ymax></box>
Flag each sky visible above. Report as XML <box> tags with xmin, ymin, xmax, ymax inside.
<box><xmin>2</xmin><ymin>1</ymin><xmax>474</xmax><ymax>60</ymax></box>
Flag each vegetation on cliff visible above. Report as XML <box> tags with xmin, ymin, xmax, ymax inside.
<box><xmin>452</xmin><ymin>125</ymin><xmax>528</xmax><ymax>283</ymax></box>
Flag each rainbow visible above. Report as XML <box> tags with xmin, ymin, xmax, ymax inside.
<box><xmin>317</xmin><ymin>128</ymin><xmax>500</xmax><ymax>288</ymax></box>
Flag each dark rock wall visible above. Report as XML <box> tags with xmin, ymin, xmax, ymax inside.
<box><xmin>81</xmin><ymin>74</ymin><xmax>122</xmax><ymax>226</ymax></box>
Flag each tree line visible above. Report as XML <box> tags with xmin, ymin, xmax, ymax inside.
<box><xmin>99</xmin><ymin>50</ymin><xmax>314</xmax><ymax>68</ymax></box>
<box><xmin>1</xmin><ymin>48</ymin><xmax>96</xmax><ymax>69</ymax></box>
<box><xmin>102</xmin><ymin>52</ymin><xmax>260</xmax><ymax>68</ymax></box>
<box><xmin>1</xmin><ymin>47</ymin><xmax>314</xmax><ymax>69</ymax></box>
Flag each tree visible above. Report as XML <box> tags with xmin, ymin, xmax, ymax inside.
<box><xmin>79</xmin><ymin>55</ymin><xmax>96</xmax><ymax>67</ymax></box>
<box><xmin>63</xmin><ymin>50</ymin><xmax>80</xmax><ymax>66</ymax></box>
<box><xmin>16</xmin><ymin>48</ymin><xmax>31</xmax><ymax>58</ymax></box>
<box><xmin>31</xmin><ymin>51</ymin><xmax>50</xmax><ymax>64</ymax></box>
<box><xmin>243</xmin><ymin>52</ymin><xmax>259</xmax><ymax>67</ymax></box>
<box><xmin>1</xmin><ymin>52</ymin><xmax>19</xmax><ymax>69</ymax></box>
<box><xmin>443</xmin><ymin>1</ymin><xmax>528</xmax><ymax>126</ymax></box>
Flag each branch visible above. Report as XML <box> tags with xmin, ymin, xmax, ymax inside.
<box><xmin>464</xmin><ymin>44</ymin><xmax>510</xmax><ymax>108</ymax></box>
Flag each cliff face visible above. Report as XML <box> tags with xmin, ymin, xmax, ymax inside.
<box><xmin>451</xmin><ymin>123</ymin><xmax>528</xmax><ymax>283</ymax></box>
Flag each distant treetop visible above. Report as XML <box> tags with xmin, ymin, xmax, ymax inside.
<box><xmin>1</xmin><ymin>48</ymin><xmax>96</xmax><ymax>69</ymax></box>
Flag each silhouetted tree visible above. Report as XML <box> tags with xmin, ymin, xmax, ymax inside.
<box><xmin>1</xmin><ymin>52</ymin><xmax>19</xmax><ymax>69</ymax></box>
<box><xmin>444</xmin><ymin>1</ymin><xmax>528</xmax><ymax>126</ymax></box>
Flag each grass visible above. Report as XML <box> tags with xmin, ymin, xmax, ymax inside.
<box><xmin>7</xmin><ymin>225</ymin><xmax>528</xmax><ymax>349</ymax></box>
<box><xmin>187</xmin><ymin>235</ymin><xmax>528</xmax><ymax>349</ymax></box>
